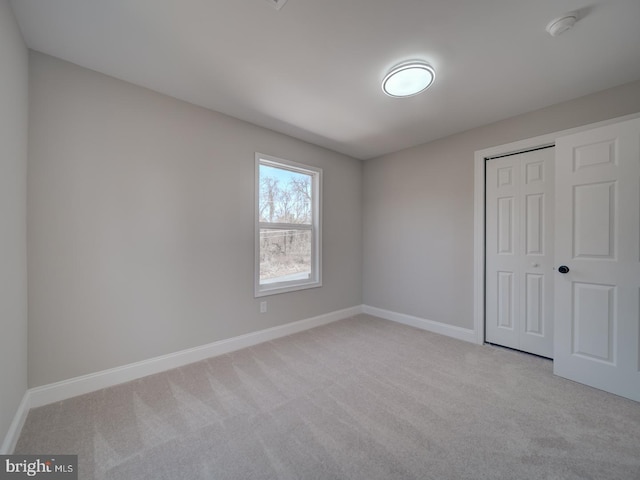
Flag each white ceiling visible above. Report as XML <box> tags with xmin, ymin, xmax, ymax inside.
<box><xmin>10</xmin><ymin>0</ymin><xmax>640</xmax><ymax>160</ymax></box>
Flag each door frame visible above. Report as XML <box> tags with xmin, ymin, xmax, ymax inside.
<box><xmin>473</xmin><ymin>113</ymin><xmax>640</xmax><ymax>346</ymax></box>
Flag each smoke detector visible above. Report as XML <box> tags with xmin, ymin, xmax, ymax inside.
<box><xmin>546</xmin><ymin>13</ymin><xmax>577</xmax><ymax>36</ymax></box>
<box><xmin>264</xmin><ymin>0</ymin><xmax>288</xmax><ymax>10</ymax></box>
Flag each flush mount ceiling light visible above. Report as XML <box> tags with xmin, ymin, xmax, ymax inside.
<box><xmin>264</xmin><ymin>0</ymin><xmax>288</xmax><ymax>11</ymax></box>
<box><xmin>546</xmin><ymin>13</ymin><xmax>577</xmax><ymax>36</ymax></box>
<box><xmin>382</xmin><ymin>61</ymin><xmax>435</xmax><ymax>98</ymax></box>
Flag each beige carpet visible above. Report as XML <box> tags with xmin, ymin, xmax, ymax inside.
<box><xmin>15</xmin><ymin>314</ymin><xmax>640</xmax><ymax>479</ymax></box>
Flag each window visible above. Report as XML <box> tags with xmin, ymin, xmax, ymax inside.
<box><xmin>255</xmin><ymin>153</ymin><xmax>322</xmax><ymax>296</ymax></box>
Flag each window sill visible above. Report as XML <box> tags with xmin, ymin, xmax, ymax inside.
<box><xmin>255</xmin><ymin>280</ymin><xmax>322</xmax><ymax>298</ymax></box>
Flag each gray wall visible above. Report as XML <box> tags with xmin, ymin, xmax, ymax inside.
<box><xmin>0</xmin><ymin>0</ymin><xmax>28</xmax><ymax>449</ymax></box>
<box><xmin>19</xmin><ymin>43</ymin><xmax>640</xmax><ymax>390</ymax></box>
<box><xmin>363</xmin><ymin>80</ymin><xmax>640</xmax><ymax>329</ymax></box>
<box><xmin>28</xmin><ymin>52</ymin><xmax>362</xmax><ymax>388</ymax></box>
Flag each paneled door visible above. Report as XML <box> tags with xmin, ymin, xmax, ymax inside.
<box><xmin>486</xmin><ymin>147</ymin><xmax>555</xmax><ymax>358</ymax></box>
<box><xmin>554</xmin><ymin>117</ymin><xmax>640</xmax><ymax>402</ymax></box>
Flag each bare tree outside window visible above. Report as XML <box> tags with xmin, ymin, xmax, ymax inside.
<box><xmin>255</xmin><ymin>154</ymin><xmax>321</xmax><ymax>297</ymax></box>
<box><xmin>259</xmin><ymin>164</ymin><xmax>312</xmax><ymax>283</ymax></box>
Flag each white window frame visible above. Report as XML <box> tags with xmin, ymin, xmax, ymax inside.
<box><xmin>255</xmin><ymin>153</ymin><xmax>322</xmax><ymax>297</ymax></box>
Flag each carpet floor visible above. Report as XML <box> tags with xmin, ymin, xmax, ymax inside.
<box><xmin>15</xmin><ymin>314</ymin><xmax>640</xmax><ymax>479</ymax></box>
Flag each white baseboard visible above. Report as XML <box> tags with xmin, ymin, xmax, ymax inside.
<box><xmin>362</xmin><ymin>305</ymin><xmax>478</xmax><ymax>344</ymax></box>
<box><xmin>4</xmin><ymin>306</ymin><xmax>360</xmax><ymax>452</ymax></box>
<box><xmin>3</xmin><ymin>304</ymin><xmax>474</xmax><ymax>451</ymax></box>
<box><xmin>0</xmin><ymin>391</ymin><xmax>30</xmax><ymax>454</ymax></box>
<box><xmin>27</xmin><ymin>305</ymin><xmax>362</xmax><ymax>410</ymax></box>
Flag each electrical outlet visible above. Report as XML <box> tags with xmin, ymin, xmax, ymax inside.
<box><xmin>260</xmin><ymin>301</ymin><xmax>267</xmax><ymax>313</ymax></box>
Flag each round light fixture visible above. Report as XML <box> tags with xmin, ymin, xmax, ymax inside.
<box><xmin>546</xmin><ymin>14</ymin><xmax>577</xmax><ymax>36</ymax></box>
<box><xmin>382</xmin><ymin>61</ymin><xmax>435</xmax><ymax>98</ymax></box>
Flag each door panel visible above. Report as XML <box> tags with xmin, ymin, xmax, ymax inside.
<box><xmin>526</xmin><ymin>161</ymin><xmax>544</xmax><ymax>184</ymax></box>
<box><xmin>572</xmin><ymin>282</ymin><xmax>615</xmax><ymax>362</ymax></box>
<box><xmin>554</xmin><ymin>117</ymin><xmax>640</xmax><ymax>402</ymax></box>
<box><xmin>573</xmin><ymin>139</ymin><xmax>616</xmax><ymax>170</ymax></box>
<box><xmin>498</xmin><ymin>197</ymin><xmax>515</xmax><ymax>254</ymax></box>
<box><xmin>497</xmin><ymin>271</ymin><xmax>514</xmax><ymax>329</ymax></box>
<box><xmin>486</xmin><ymin>147</ymin><xmax>554</xmax><ymax>358</ymax></box>
<box><xmin>525</xmin><ymin>273</ymin><xmax>543</xmax><ymax>335</ymax></box>
<box><xmin>573</xmin><ymin>182</ymin><xmax>615</xmax><ymax>258</ymax></box>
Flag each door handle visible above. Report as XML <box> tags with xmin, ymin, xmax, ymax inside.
<box><xmin>558</xmin><ymin>265</ymin><xmax>570</xmax><ymax>274</ymax></box>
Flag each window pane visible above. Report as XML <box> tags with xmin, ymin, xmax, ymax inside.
<box><xmin>259</xmin><ymin>165</ymin><xmax>311</xmax><ymax>224</ymax></box>
<box><xmin>259</xmin><ymin>228</ymin><xmax>311</xmax><ymax>284</ymax></box>
<box><xmin>255</xmin><ymin>153</ymin><xmax>321</xmax><ymax>297</ymax></box>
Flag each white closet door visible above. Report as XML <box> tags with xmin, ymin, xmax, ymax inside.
<box><xmin>554</xmin><ymin>117</ymin><xmax>640</xmax><ymax>402</ymax></box>
<box><xmin>486</xmin><ymin>147</ymin><xmax>555</xmax><ymax>358</ymax></box>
